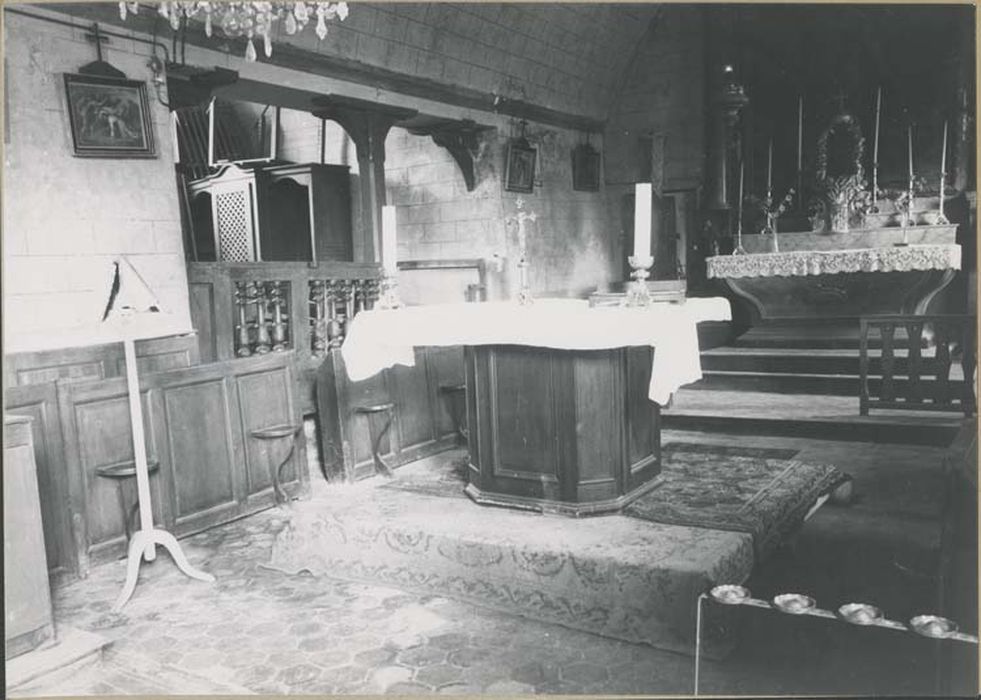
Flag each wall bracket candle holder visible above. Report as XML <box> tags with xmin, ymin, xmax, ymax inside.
<box><xmin>693</xmin><ymin>583</ymin><xmax>979</xmax><ymax>696</ymax></box>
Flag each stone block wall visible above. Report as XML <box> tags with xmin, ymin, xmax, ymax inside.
<box><xmin>3</xmin><ymin>8</ymin><xmax>191</xmax><ymax>351</ymax></box>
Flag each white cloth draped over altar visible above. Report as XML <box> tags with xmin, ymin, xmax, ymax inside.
<box><xmin>341</xmin><ymin>297</ymin><xmax>731</xmax><ymax>405</ymax></box>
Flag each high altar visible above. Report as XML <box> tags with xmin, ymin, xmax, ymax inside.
<box><xmin>708</xmin><ymin>212</ymin><xmax>959</xmax><ymax>322</ymax></box>
<box><xmin>704</xmin><ymin>98</ymin><xmax>962</xmax><ymax>324</ymax></box>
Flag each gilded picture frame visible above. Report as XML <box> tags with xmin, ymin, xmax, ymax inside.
<box><xmin>504</xmin><ymin>140</ymin><xmax>536</xmax><ymax>193</ymax></box>
<box><xmin>64</xmin><ymin>73</ymin><xmax>156</xmax><ymax>158</ymax></box>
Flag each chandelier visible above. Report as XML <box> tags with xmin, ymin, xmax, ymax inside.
<box><xmin>118</xmin><ymin>2</ymin><xmax>349</xmax><ymax>62</ymax></box>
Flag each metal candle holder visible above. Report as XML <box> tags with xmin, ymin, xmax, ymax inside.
<box><xmin>693</xmin><ymin>583</ymin><xmax>979</xmax><ymax>696</ymax></box>
<box><xmin>375</xmin><ymin>271</ymin><xmax>402</xmax><ymax>310</ymax></box>
<box><xmin>625</xmin><ymin>255</ymin><xmax>654</xmax><ymax>307</ymax></box>
<box><xmin>517</xmin><ymin>256</ymin><xmax>533</xmax><ymax>306</ymax></box>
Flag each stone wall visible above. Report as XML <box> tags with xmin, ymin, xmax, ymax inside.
<box><xmin>604</xmin><ymin>5</ymin><xmax>707</xmax><ymax>270</ymax></box>
<box><xmin>3</xmin><ymin>8</ymin><xmax>190</xmax><ymax>351</ymax></box>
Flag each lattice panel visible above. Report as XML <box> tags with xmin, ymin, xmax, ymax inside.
<box><xmin>215</xmin><ymin>190</ymin><xmax>254</xmax><ymax>262</ymax></box>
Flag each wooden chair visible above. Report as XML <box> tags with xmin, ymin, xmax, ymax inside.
<box><xmin>859</xmin><ymin>314</ymin><xmax>976</xmax><ymax>417</ymax></box>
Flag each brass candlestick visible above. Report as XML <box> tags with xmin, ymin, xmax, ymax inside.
<box><xmin>625</xmin><ymin>255</ymin><xmax>654</xmax><ymax>307</ymax></box>
<box><xmin>375</xmin><ymin>271</ymin><xmax>402</xmax><ymax>310</ymax></box>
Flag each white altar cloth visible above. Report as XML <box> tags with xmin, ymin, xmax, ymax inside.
<box><xmin>706</xmin><ymin>243</ymin><xmax>961</xmax><ymax>280</ymax></box>
<box><xmin>341</xmin><ymin>297</ymin><xmax>731</xmax><ymax>405</ymax></box>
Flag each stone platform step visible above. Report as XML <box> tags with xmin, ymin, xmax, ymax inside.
<box><xmin>662</xmin><ymin>389</ymin><xmax>963</xmax><ymax>446</ymax></box>
<box><xmin>267</xmin><ymin>454</ymin><xmax>757</xmax><ymax>659</ymax></box>
<box><xmin>693</xmin><ymin>370</ymin><xmax>969</xmax><ymax>397</ymax></box>
<box><xmin>6</xmin><ymin>626</ymin><xmax>111</xmax><ymax>695</ymax></box>
<box><xmin>734</xmin><ymin>323</ymin><xmax>916</xmax><ymax>350</ymax></box>
<box><xmin>700</xmin><ymin>346</ymin><xmax>948</xmax><ymax>375</ymax></box>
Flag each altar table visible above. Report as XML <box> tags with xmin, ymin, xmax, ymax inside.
<box><xmin>706</xmin><ymin>239</ymin><xmax>961</xmax><ymax>321</ymax></box>
<box><xmin>342</xmin><ymin>298</ymin><xmax>730</xmax><ymax>515</ymax></box>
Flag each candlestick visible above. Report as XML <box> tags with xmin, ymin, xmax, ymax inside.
<box><xmin>872</xmin><ymin>87</ymin><xmax>881</xmax><ymax>209</ymax></box>
<box><xmin>767</xmin><ymin>137</ymin><xmax>773</xmax><ymax>200</ymax></box>
<box><xmin>938</xmin><ymin>121</ymin><xmax>949</xmax><ymax>224</ymax></box>
<box><xmin>797</xmin><ymin>95</ymin><xmax>803</xmax><ymax>211</ymax></box>
<box><xmin>797</xmin><ymin>95</ymin><xmax>803</xmax><ymax>172</ymax></box>
<box><xmin>908</xmin><ymin>126</ymin><xmax>914</xmax><ymax>181</ymax></box>
<box><xmin>733</xmin><ymin>161</ymin><xmax>746</xmax><ymax>255</ymax></box>
<box><xmin>633</xmin><ymin>183</ymin><xmax>653</xmax><ymax>258</ymax></box>
<box><xmin>940</xmin><ymin>120</ymin><xmax>948</xmax><ymax>185</ymax></box>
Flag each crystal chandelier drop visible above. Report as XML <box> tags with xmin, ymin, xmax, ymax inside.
<box><xmin>118</xmin><ymin>2</ymin><xmax>349</xmax><ymax>62</ymax></box>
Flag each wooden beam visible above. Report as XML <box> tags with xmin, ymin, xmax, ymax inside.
<box><xmin>40</xmin><ymin>3</ymin><xmax>605</xmax><ymax>133</ymax></box>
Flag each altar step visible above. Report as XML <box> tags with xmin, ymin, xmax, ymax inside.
<box><xmin>732</xmin><ymin>322</ymin><xmax>916</xmax><ymax>350</ymax></box>
<box><xmin>661</xmin><ymin>389</ymin><xmax>964</xmax><ymax>447</ymax></box>
<box><xmin>693</xmin><ymin>369</ymin><xmax>968</xmax><ymax>397</ymax></box>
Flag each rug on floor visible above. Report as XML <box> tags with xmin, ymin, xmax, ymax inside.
<box><xmin>381</xmin><ymin>442</ymin><xmax>849</xmax><ymax>559</ymax></box>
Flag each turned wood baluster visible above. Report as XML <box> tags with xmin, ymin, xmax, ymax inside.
<box><xmin>353</xmin><ymin>280</ymin><xmax>365</xmax><ymax>316</ymax></box>
<box><xmin>235</xmin><ymin>281</ymin><xmax>252</xmax><ymax>357</ymax></box>
<box><xmin>935</xmin><ymin>322</ymin><xmax>952</xmax><ymax>407</ymax></box>
<box><xmin>254</xmin><ymin>281</ymin><xmax>271</xmax><ymax>354</ymax></box>
<box><xmin>326</xmin><ymin>281</ymin><xmax>344</xmax><ymax>350</ymax></box>
<box><xmin>310</xmin><ymin>280</ymin><xmax>327</xmax><ymax>357</ymax></box>
<box><xmin>270</xmin><ymin>281</ymin><xmax>288</xmax><ymax>352</ymax></box>
<box><xmin>905</xmin><ymin>321</ymin><xmax>923</xmax><ymax>404</ymax></box>
<box><xmin>363</xmin><ymin>279</ymin><xmax>379</xmax><ymax>310</ymax></box>
<box><xmin>344</xmin><ymin>280</ymin><xmax>356</xmax><ymax>325</ymax></box>
<box><xmin>879</xmin><ymin>322</ymin><xmax>896</xmax><ymax>403</ymax></box>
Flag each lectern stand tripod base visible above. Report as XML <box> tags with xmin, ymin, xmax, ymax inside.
<box><xmin>113</xmin><ymin>528</ymin><xmax>216</xmax><ymax>612</ymax></box>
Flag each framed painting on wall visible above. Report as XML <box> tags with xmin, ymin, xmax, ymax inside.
<box><xmin>504</xmin><ymin>139</ymin><xmax>536</xmax><ymax>193</ymax></box>
<box><xmin>572</xmin><ymin>143</ymin><xmax>601</xmax><ymax>191</ymax></box>
<box><xmin>64</xmin><ymin>73</ymin><xmax>155</xmax><ymax>158</ymax></box>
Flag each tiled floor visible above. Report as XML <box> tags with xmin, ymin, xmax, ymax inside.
<box><xmin>10</xmin><ymin>428</ymin><xmax>971</xmax><ymax>696</ymax></box>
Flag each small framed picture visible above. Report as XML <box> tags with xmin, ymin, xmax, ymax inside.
<box><xmin>572</xmin><ymin>143</ymin><xmax>601</xmax><ymax>191</ymax></box>
<box><xmin>64</xmin><ymin>73</ymin><xmax>155</xmax><ymax>158</ymax></box>
<box><xmin>504</xmin><ymin>139</ymin><xmax>536</xmax><ymax>193</ymax></box>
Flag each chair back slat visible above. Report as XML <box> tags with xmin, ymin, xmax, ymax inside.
<box><xmin>879</xmin><ymin>323</ymin><xmax>896</xmax><ymax>402</ymax></box>
<box><xmin>905</xmin><ymin>321</ymin><xmax>924</xmax><ymax>403</ymax></box>
<box><xmin>859</xmin><ymin>314</ymin><xmax>976</xmax><ymax>417</ymax></box>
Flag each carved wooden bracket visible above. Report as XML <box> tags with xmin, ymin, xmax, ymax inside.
<box><xmin>408</xmin><ymin>119</ymin><xmax>496</xmax><ymax>192</ymax></box>
<box><xmin>311</xmin><ymin>95</ymin><xmax>417</xmax><ymax>164</ymax></box>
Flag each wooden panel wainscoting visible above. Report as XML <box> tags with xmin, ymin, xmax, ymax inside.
<box><xmin>316</xmin><ymin>347</ymin><xmax>463</xmax><ymax>482</ymax></box>
<box><xmin>4</xmin><ymin>383</ymin><xmax>75</xmax><ymax>579</ymax></box>
<box><xmin>5</xmin><ymin>350</ymin><xmax>307</xmax><ymax>577</ymax></box>
<box><xmin>4</xmin><ymin>335</ymin><xmax>200</xmax><ymax>389</ymax></box>
<box><xmin>3</xmin><ymin>416</ymin><xmax>55</xmax><ymax>658</ymax></box>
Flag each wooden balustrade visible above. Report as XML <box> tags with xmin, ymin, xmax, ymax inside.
<box><xmin>188</xmin><ymin>261</ymin><xmax>382</xmax><ymax>413</ymax></box>
<box><xmin>860</xmin><ymin>314</ymin><xmax>977</xmax><ymax>416</ymax></box>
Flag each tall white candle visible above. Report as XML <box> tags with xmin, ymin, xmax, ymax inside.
<box><xmin>908</xmin><ymin>126</ymin><xmax>914</xmax><ymax>181</ymax></box>
<box><xmin>873</xmin><ymin>87</ymin><xmax>882</xmax><ymax>165</ymax></box>
<box><xmin>767</xmin><ymin>137</ymin><xmax>773</xmax><ymax>198</ymax></box>
<box><xmin>381</xmin><ymin>205</ymin><xmax>398</xmax><ymax>275</ymax></box>
<box><xmin>633</xmin><ymin>183</ymin><xmax>652</xmax><ymax>258</ymax></box>
<box><xmin>797</xmin><ymin>95</ymin><xmax>803</xmax><ymax>172</ymax></box>
<box><xmin>737</xmin><ymin>161</ymin><xmax>744</xmax><ymax>237</ymax></box>
<box><xmin>940</xmin><ymin>120</ymin><xmax>948</xmax><ymax>179</ymax></box>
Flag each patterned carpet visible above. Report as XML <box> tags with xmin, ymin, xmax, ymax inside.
<box><xmin>382</xmin><ymin>442</ymin><xmax>850</xmax><ymax>559</ymax></box>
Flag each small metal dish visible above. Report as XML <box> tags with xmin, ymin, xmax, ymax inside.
<box><xmin>710</xmin><ymin>585</ymin><xmax>751</xmax><ymax>605</ymax></box>
<box><xmin>773</xmin><ymin>593</ymin><xmax>816</xmax><ymax>614</ymax></box>
<box><xmin>837</xmin><ymin>603</ymin><xmax>883</xmax><ymax>626</ymax></box>
<box><xmin>910</xmin><ymin>615</ymin><xmax>958</xmax><ymax>639</ymax></box>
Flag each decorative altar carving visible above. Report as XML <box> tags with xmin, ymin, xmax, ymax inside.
<box><xmin>707</xmin><ymin>243</ymin><xmax>961</xmax><ymax>279</ymax></box>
